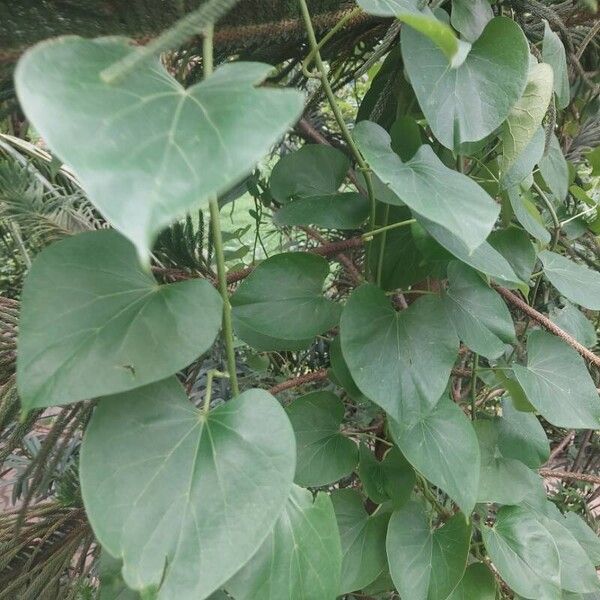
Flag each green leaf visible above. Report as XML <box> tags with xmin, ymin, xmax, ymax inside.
<box><xmin>415</xmin><ymin>217</ymin><xmax>523</xmax><ymax>288</ymax></box>
<box><xmin>286</xmin><ymin>391</ymin><xmax>358</xmax><ymax>487</ymax></box>
<box><xmin>512</xmin><ymin>330</ymin><xmax>600</xmax><ymax>428</ymax></box>
<box><xmin>475</xmin><ymin>419</ymin><xmax>543</xmax><ymax>505</ymax></box>
<box><xmin>270</xmin><ymin>145</ymin><xmax>349</xmax><ymax>204</ymax></box>
<box><xmin>482</xmin><ymin>506</ymin><xmax>561</xmax><ymax>600</ymax></box>
<box><xmin>402</xmin><ymin>17</ymin><xmax>529</xmax><ymax>150</ymax></box>
<box><xmin>354</xmin><ymin>120</ymin><xmax>499</xmax><ymax>251</ymax></box>
<box><xmin>15</xmin><ymin>39</ymin><xmax>303</xmax><ymax>262</ymax></box>
<box><xmin>500</xmin><ymin>127</ymin><xmax>545</xmax><ymax>191</ymax></box>
<box><xmin>358</xmin><ymin>444</ymin><xmax>416</xmax><ymax>508</ymax></box>
<box><xmin>226</xmin><ymin>485</ymin><xmax>342</xmax><ymax>600</ymax></box>
<box><xmin>329</xmin><ymin>336</ymin><xmax>366</xmax><ymax>401</ymax></box>
<box><xmin>80</xmin><ymin>378</ymin><xmax>296</xmax><ymax>600</ymax></box>
<box><xmin>273</xmin><ymin>192</ymin><xmax>368</xmax><ymax>229</ymax></box>
<box><xmin>539</xmin><ymin>134</ymin><xmax>569</xmax><ymax>202</ymax></box>
<box><xmin>500</xmin><ymin>62</ymin><xmax>554</xmax><ymax>176</ymax></box>
<box><xmin>340</xmin><ymin>284</ymin><xmax>458</xmax><ymax>424</ymax></box>
<box><xmin>539</xmin><ymin>249</ymin><xmax>600</xmax><ymax>310</ymax></box>
<box><xmin>443</xmin><ymin>261</ymin><xmax>515</xmax><ymax>358</ymax></box>
<box><xmin>489</xmin><ymin>227</ymin><xmax>537</xmax><ymax>283</ymax></box>
<box><xmin>447</xmin><ymin>563</ymin><xmax>497</xmax><ymax>600</ymax></box>
<box><xmin>17</xmin><ymin>230</ymin><xmax>222</xmax><ymax>411</ymax></box>
<box><xmin>231</xmin><ymin>253</ymin><xmax>340</xmax><ymax>349</ymax></box>
<box><xmin>388</xmin><ymin>397</ymin><xmax>480</xmax><ymax>515</ymax></box>
<box><xmin>507</xmin><ymin>186</ymin><xmax>551</xmax><ymax>244</ymax></box>
<box><xmin>543</xmin><ymin>21</ymin><xmax>570</xmax><ymax>108</ymax></box>
<box><xmin>450</xmin><ymin>0</ymin><xmax>494</xmax><ymax>42</ymax></box>
<box><xmin>386</xmin><ymin>502</ymin><xmax>471</xmax><ymax>600</ymax></box>
<box><xmin>390</xmin><ymin>116</ymin><xmax>423</xmax><ymax>161</ymax></box>
<box><xmin>496</xmin><ymin>397</ymin><xmax>550</xmax><ymax>469</ymax></box>
<box><xmin>355</xmin><ymin>0</ymin><xmax>422</xmax><ymax>17</ymax></box>
<box><xmin>331</xmin><ymin>488</ymin><xmax>390</xmax><ymax>595</ymax></box>
<box><xmin>587</xmin><ymin>146</ymin><xmax>600</xmax><ymax>177</ymax></box>
<box><xmin>99</xmin><ymin>552</ymin><xmax>139</xmax><ymax>600</ymax></box>
<box><xmin>550</xmin><ymin>302</ymin><xmax>598</xmax><ymax>349</ymax></box>
<box><xmin>562</xmin><ymin>512</ymin><xmax>600</xmax><ymax>566</ymax></box>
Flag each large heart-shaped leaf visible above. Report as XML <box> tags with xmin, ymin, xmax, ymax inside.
<box><xmin>447</xmin><ymin>563</ymin><xmax>497</xmax><ymax>600</ymax></box>
<box><xmin>340</xmin><ymin>284</ymin><xmax>458</xmax><ymax>424</ymax></box>
<box><xmin>389</xmin><ymin>397</ymin><xmax>480</xmax><ymax>515</ymax></box>
<box><xmin>80</xmin><ymin>378</ymin><xmax>296</xmax><ymax>600</ymax></box>
<box><xmin>512</xmin><ymin>330</ymin><xmax>600</xmax><ymax>428</ymax></box>
<box><xmin>286</xmin><ymin>391</ymin><xmax>358</xmax><ymax>487</ymax></box>
<box><xmin>15</xmin><ymin>38</ymin><xmax>304</xmax><ymax>261</ymax></box>
<box><xmin>226</xmin><ymin>485</ymin><xmax>342</xmax><ymax>600</ymax></box>
<box><xmin>402</xmin><ymin>17</ymin><xmax>529</xmax><ymax>150</ymax></box>
<box><xmin>354</xmin><ymin>120</ymin><xmax>499</xmax><ymax>251</ymax></box>
<box><xmin>17</xmin><ymin>229</ymin><xmax>222</xmax><ymax>411</ymax></box>
<box><xmin>386</xmin><ymin>502</ymin><xmax>471</xmax><ymax>600</ymax></box>
<box><xmin>231</xmin><ymin>253</ymin><xmax>340</xmax><ymax>350</ymax></box>
<box><xmin>450</xmin><ymin>0</ymin><xmax>493</xmax><ymax>42</ymax></box>
<box><xmin>443</xmin><ymin>261</ymin><xmax>516</xmax><ymax>358</ymax></box>
<box><xmin>539</xmin><ymin>250</ymin><xmax>600</xmax><ymax>310</ymax></box>
<box><xmin>331</xmin><ymin>488</ymin><xmax>390</xmax><ymax>595</ymax></box>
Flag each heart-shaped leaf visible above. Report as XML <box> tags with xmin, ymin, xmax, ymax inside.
<box><xmin>450</xmin><ymin>0</ymin><xmax>494</xmax><ymax>42</ymax></box>
<box><xmin>231</xmin><ymin>253</ymin><xmax>340</xmax><ymax>350</ymax></box>
<box><xmin>489</xmin><ymin>227</ymin><xmax>537</xmax><ymax>283</ymax></box>
<box><xmin>354</xmin><ymin>120</ymin><xmax>499</xmax><ymax>251</ymax></box>
<box><xmin>443</xmin><ymin>261</ymin><xmax>516</xmax><ymax>359</ymax></box>
<box><xmin>15</xmin><ymin>38</ymin><xmax>304</xmax><ymax>262</ymax></box>
<box><xmin>507</xmin><ymin>187</ymin><xmax>551</xmax><ymax>244</ymax></box>
<box><xmin>286</xmin><ymin>391</ymin><xmax>358</xmax><ymax>487</ymax></box>
<box><xmin>512</xmin><ymin>330</ymin><xmax>600</xmax><ymax>428</ymax></box>
<box><xmin>402</xmin><ymin>17</ymin><xmax>529</xmax><ymax>150</ymax></box>
<box><xmin>543</xmin><ymin>21</ymin><xmax>570</xmax><ymax>109</ymax></box>
<box><xmin>99</xmin><ymin>552</ymin><xmax>139</xmax><ymax>600</ymax></box>
<box><xmin>389</xmin><ymin>397</ymin><xmax>480</xmax><ymax>515</ymax></box>
<box><xmin>331</xmin><ymin>488</ymin><xmax>390</xmax><ymax>595</ymax></box>
<box><xmin>500</xmin><ymin>128</ymin><xmax>545</xmax><ymax>190</ymax></box>
<box><xmin>539</xmin><ymin>135</ymin><xmax>569</xmax><ymax>201</ymax></box>
<box><xmin>562</xmin><ymin>512</ymin><xmax>600</xmax><ymax>566</ymax></box>
<box><xmin>386</xmin><ymin>502</ymin><xmax>471</xmax><ymax>600</ymax></box>
<box><xmin>539</xmin><ymin>250</ymin><xmax>600</xmax><ymax>310</ymax></box>
<box><xmin>447</xmin><ymin>563</ymin><xmax>497</xmax><ymax>600</ymax></box>
<box><xmin>226</xmin><ymin>485</ymin><xmax>342</xmax><ymax>600</ymax></box>
<box><xmin>550</xmin><ymin>302</ymin><xmax>597</xmax><ymax>348</ymax></box>
<box><xmin>80</xmin><ymin>378</ymin><xmax>296</xmax><ymax>600</ymax></box>
<box><xmin>17</xmin><ymin>229</ymin><xmax>222</xmax><ymax>411</ymax></box>
<box><xmin>340</xmin><ymin>284</ymin><xmax>458</xmax><ymax>424</ymax></box>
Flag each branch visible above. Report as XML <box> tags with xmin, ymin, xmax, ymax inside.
<box><xmin>268</xmin><ymin>369</ymin><xmax>329</xmax><ymax>394</ymax></box>
<box><xmin>493</xmin><ymin>285</ymin><xmax>600</xmax><ymax>369</ymax></box>
<box><xmin>539</xmin><ymin>468</ymin><xmax>600</xmax><ymax>486</ymax></box>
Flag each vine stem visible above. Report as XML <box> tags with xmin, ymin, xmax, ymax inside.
<box><xmin>298</xmin><ymin>0</ymin><xmax>377</xmax><ymax>279</ymax></box>
<box><xmin>204</xmin><ymin>25</ymin><xmax>239</xmax><ymax>396</ymax></box>
<box><xmin>362</xmin><ymin>218</ymin><xmax>416</xmax><ymax>241</ymax></box>
<box><xmin>533</xmin><ymin>181</ymin><xmax>560</xmax><ymax>250</ymax></box>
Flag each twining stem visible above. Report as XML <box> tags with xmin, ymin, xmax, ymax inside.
<box><xmin>204</xmin><ymin>25</ymin><xmax>239</xmax><ymax>397</ymax></box>
<box><xmin>362</xmin><ymin>217</ymin><xmax>416</xmax><ymax>241</ymax></box>
<box><xmin>470</xmin><ymin>353</ymin><xmax>479</xmax><ymax>420</ymax></box>
<box><xmin>375</xmin><ymin>204</ymin><xmax>389</xmax><ymax>287</ymax></box>
<box><xmin>203</xmin><ymin>369</ymin><xmax>229</xmax><ymax>414</ymax></box>
<box><xmin>533</xmin><ymin>181</ymin><xmax>560</xmax><ymax>250</ymax></box>
<box><xmin>298</xmin><ymin>0</ymin><xmax>377</xmax><ymax>279</ymax></box>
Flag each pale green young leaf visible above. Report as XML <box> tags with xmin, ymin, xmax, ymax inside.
<box><xmin>388</xmin><ymin>397</ymin><xmax>480</xmax><ymax>515</ymax></box>
<box><xmin>512</xmin><ymin>330</ymin><xmax>600</xmax><ymax>428</ymax></box>
<box><xmin>80</xmin><ymin>379</ymin><xmax>296</xmax><ymax>600</ymax></box>
<box><xmin>543</xmin><ymin>21</ymin><xmax>570</xmax><ymax>109</ymax></box>
<box><xmin>17</xmin><ymin>230</ymin><xmax>222</xmax><ymax>411</ymax></box>
<box><xmin>386</xmin><ymin>502</ymin><xmax>471</xmax><ymax>600</ymax></box>
<box><xmin>331</xmin><ymin>488</ymin><xmax>390</xmax><ymax>595</ymax></box>
<box><xmin>447</xmin><ymin>563</ymin><xmax>497</xmax><ymax>600</ymax></box>
<box><xmin>539</xmin><ymin>250</ymin><xmax>600</xmax><ymax>310</ymax></box>
<box><xmin>354</xmin><ymin>120</ymin><xmax>499</xmax><ymax>251</ymax></box>
<box><xmin>226</xmin><ymin>486</ymin><xmax>342</xmax><ymax>600</ymax></box>
<box><xmin>15</xmin><ymin>38</ymin><xmax>304</xmax><ymax>262</ymax></box>
<box><xmin>340</xmin><ymin>284</ymin><xmax>458</xmax><ymax>425</ymax></box>
<box><xmin>286</xmin><ymin>391</ymin><xmax>358</xmax><ymax>487</ymax></box>
<box><xmin>402</xmin><ymin>17</ymin><xmax>529</xmax><ymax>150</ymax></box>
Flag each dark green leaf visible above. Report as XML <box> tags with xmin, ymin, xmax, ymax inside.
<box><xmin>447</xmin><ymin>563</ymin><xmax>497</xmax><ymax>600</ymax></box>
<box><xmin>543</xmin><ymin>21</ymin><xmax>570</xmax><ymax>109</ymax></box>
<box><xmin>270</xmin><ymin>145</ymin><xmax>349</xmax><ymax>204</ymax></box>
<box><xmin>386</xmin><ymin>502</ymin><xmax>471</xmax><ymax>600</ymax></box>
<box><xmin>388</xmin><ymin>397</ymin><xmax>480</xmax><ymax>515</ymax></box>
<box><xmin>231</xmin><ymin>253</ymin><xmax>340</xmax><ymax>349</ymax></box>
<box><xmin>451</xmin><ymin>0</ymin><xmax>493</xmax><ymax>42</ymax></box>
<box><xmin>488</xmin><ymin>227</ymin><xmax>537</xmax><ymax>283</ymax></box>
<box><xmin>402</xmin><ymin>17</ymin><xmax>529</xmax><ymax>150</ymax></box>
<box><xmin>331</xmin><ymin>488</ymin><xmax>390</xmax><ymax>595</ymax></box>
<box><xmin>443</xmin><ymin>261</ymin><xmax>515</xmax><ymax>358</ymax></box>
<box><xmin>340</xmin><ymin>284</ymin><xmax>458</xmax><ymax>424</ymax></box>
<box><xmin>500</xmin><ymin>128</ymin><xmax>545</xmax><ymax>190</ymax></box>
<box><xmin>15</xmin><ymin>39</ymin><xmax>303</xmax><ymax>262</ymax></box>
<box><xmin>390</xmin><ymin>116</ymin><xmax>423</xmax><ymax>161</ymax></box>
<box><xmin>512</xmin><ymin>329</ymin><xmax>600</xmax><ymax>429</ymax></box>
<box><xmin>99</xmin><ymin>552</ymin><xmax>139</xmax><ymax>600</ymax></box>
<box><xmin>329</xmin><ymin>336</ymin><xmax>366</xmax><ymax>401</ymax></box>
<box><xmin>550</xmin><ymin>302</ymin><xmax>598</xmax><ymax>348</ymax></box>
<box><xmin>226</xmin><ymin>486</ymin><xmax>342</xmax><ymax>600</ymax></box>
<box><xmin>507</xmin><ymin>186</ymin><xmax>551</xmax><ymax>244</ymax></box>
<box><xmin>354</xmin><ymin>120</ymin><xmax>499</xmax><ymax>251</ymax></box>
<box><xmin>286</xmin><ymin>391</ymin><xmax>358</xmax><ymax>487</ymax></box>
<box><xmin>17</xmin><ymin>230</ymin><xmax>222</xmax><ymax>411</ymax></box>
<box><xmin>80</xmin><ymin>379</ymin><xmax>296</xmax><ymax>600</ymax></box>
<box><xmin>273</xmin><ymin>192</ymin><xmax>368</xmax><ymax>229</ymax></box>
<box><xmin>539</xmin><ymin>250</ymin><xmax>600</xmax><ymax>310</ymax></box>
<box><xmin>539</xmin><ymin>134</ymin><xmax>569</xmax><ymax>202</ymax></box>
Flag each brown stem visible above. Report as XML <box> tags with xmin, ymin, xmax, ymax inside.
<box><xmin>539</xmin><ymin>468</ymin><xmax>600</xmax><ymax>486</ymax></box>
<box><xmin>493</xmin><ymin>285</ymin><xmax>600</xmax><ymax>369</ymax></box>
<box><xmin>268</xmin><ymin>368</ymin><xmax>329</xmax><ymax>394</ymax></box>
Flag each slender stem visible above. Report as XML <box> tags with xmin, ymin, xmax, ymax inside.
<box><xmin>376</xmin><ymin>204</ymin><xmax>390</xmax><ymax>287</ymax></box>
<box><xmin>203</xmin><ymin>369</ymin><xmax>229</xmax><ymax>414</ymax></box>
<box><xmin>470</xmin><ymin>353</ymin><xmax>479</xmax><ymax>420</ymax></box>
<box><xmin>560</xmin><ymin>205</ymin><xmax>597</xmax><ymax>226</ymax></box>
<box><xmin>533</xmin><ymin>182</ymin><xmax>560</xmax><ymax>250</ymax></box>
<box><xmin>362</xmin><ymin>217</ymin><xmax>416</xmax><ymax>241</ymax></box>
<box><xmin>298</xmin><ymin>0</ymin><xmax>377</xmax><ymax>277</ymax></box>
<box><xmin>204</xmin><ymin>25</ymin><xmax>239</xmax><ymax>396</ymax></box>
